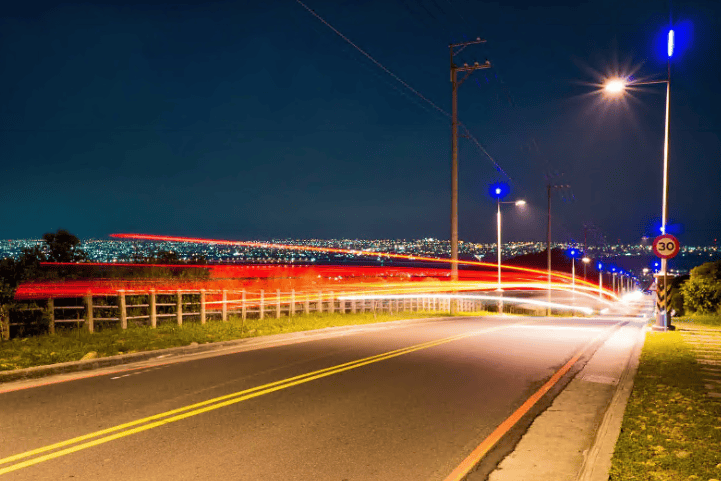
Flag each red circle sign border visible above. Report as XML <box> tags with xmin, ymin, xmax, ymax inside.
<box><xmin>653</xmin><ymin>234</ymin><xmax>680</xmax><ymax>259</ymax></box>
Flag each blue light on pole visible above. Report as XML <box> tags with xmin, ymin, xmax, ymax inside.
<box><xmin>568</xmin><ymin>248</ymin><xmax>581</xmax><ymax>259</ymax></box>
<box><xmin>596</xmin><ymin>261</ymin><xmax>604</xmax><ymax>271</ymax></box>
<box><xmin>651</xmin><ymin>260</ymin><xmax>661</xmax><ymax>272</ymax></box>
<box><xmin>488</xmin><ymin>182</ymin><xmax>510</xmax><ymax>200</ymax></box>
<box><xmin>654</xmin><ymin>21</ymin><xmax>691</xmax><ymax>62</ymax></box>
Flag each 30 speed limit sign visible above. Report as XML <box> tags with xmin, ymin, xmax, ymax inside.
<box><xmin>653</xmin><ymin>234</ymin><xmax>680</xmax><ymax>259</ymax></box>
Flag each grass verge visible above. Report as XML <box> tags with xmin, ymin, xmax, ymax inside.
<box><xmin>0</xmin><ymin>311</ymin><xmax>454</xmax><ymax>372</ymax></box>
<box><xmin>608</xmin><ymin>323</ymin><xmax>721</xmax><ymax>481</ymax></box>
<box><xmin>674</xmin><ymin>313</ymin><xmax>721</xmax><ymax>328</ymax></box>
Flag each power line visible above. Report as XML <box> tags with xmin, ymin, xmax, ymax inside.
<box><xmin>295</xmin><ymin>0</ymin><xmax>448</xmax><ymax>120</ymax></box>
<box><xmin>295</xmin><ymin>0</ymin><xmax>513</xmax><ymax>181</ymax></box>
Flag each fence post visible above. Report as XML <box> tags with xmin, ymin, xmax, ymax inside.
<box><xmin>318</xmin><ymin>291</ymin><xmax>323</xmax><ymax>314</ymax></box>
<box><xmin>329</xmin><ymin>291</ymin><xmax>334</xmax><ymax>314</ymax></box>
<box><xmin>259</xmin><ymin>290</ymin><xmax>265</xmax><ymax>320</ymax></box>
<box><xmin>149</xmin><ymin>290</ymin><xmax>157</xmax><ymax>328</ymax></box>
<box><xmin>351</xmin><ymin>299</ymin><xmax>356</xmax><ymax>314</ymax></box>
<box><xmin>290</xmin><ymin>289</ymin><xmax>296</xmax><ymax>317</ymax></box>
<box><xmin>1</xmin><ymin>305</ymin><xmax>9</xmax><ymax>340</ymax></box>
<box><xmin>47</xmin><ymin>298</ymin><xmax>55</xmax><ymax>335</ymax></box>
<box><xmin>118</xmin><ymin>290</ymin><xmax>128</xmax><ymax>330</ymax></box>
<box><xmin>304</xmin><ymin>295</ymin><xmax>310</xmax><ymax>315</ymax></box>
<box><xmin>85</xmin><ymin>292</ymin><xmax>94</xmax><ymax>333</ymax></box>
<box><xmin>222</xmin><ymin>290</ymin><xmax>228</xmax><ymax>322</ymax></box>
<box><xmin>176</xmin><ymin>290</ymin><xmax>183</xmax><ymax>326</ymax></box>
<box><xmin>275</xmin><ymin>289</ymin><xmax>281</xmax><ymax>319</ymax></box>
<box><xmin>200</xmin><ymin>289</ymin><xmax>206</xmax><ymax>325</ymax></box>
<box><xmin>241</xmin><ymin>289</ymin><xmax>247</xmax><ymax>322</ymax></box>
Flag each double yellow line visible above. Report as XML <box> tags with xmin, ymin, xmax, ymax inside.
<box><xmin>0</xmin><ymin>322</ymin><xmax>522</xmax><ymax>476</ymax></box>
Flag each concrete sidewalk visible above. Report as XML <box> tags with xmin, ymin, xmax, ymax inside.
<box><xmin>480</xmin><ymin>316</ymin><xmax>649</xmax><ymax>481</ymax></box>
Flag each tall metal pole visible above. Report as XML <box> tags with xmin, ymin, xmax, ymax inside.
<box><xmin>497</xmin><ymin>199</ymin><xmax>503</xmax><ymax>313</ymax></box>
<box><xmin>497</xmin><ymin>199</ymin><xmax>502</xmax><ymax>291</ymax></box>
<box><xmin>546</xmin><ymin>184</ymin><xmax>552</xmax><ymax>315</ymax></box>
<box><xmin>658</xmin><ymin>57</ymin><xmax>672</xmax><ymax>330</ymax></box>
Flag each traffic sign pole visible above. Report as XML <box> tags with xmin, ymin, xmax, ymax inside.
<box><xmin>652</xmin><ymin>234</ymin><xmax>680</xmax><ymax>331</ymax></box>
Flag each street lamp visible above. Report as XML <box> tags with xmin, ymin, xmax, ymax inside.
<box><xmin>490</xmin><ymin>183</ymin><xmax>525</xmax><ymax>313</ymax></box>
<box><xmin>596</xmin><ymin>261</ymin><xmax>604</xmax><ymax>299</ymax></box>
<box><xmin>567</xmin><ymin>248</ymin><xmax>582</xmax><ymax>292</ymax></box>
<box><xmin>582</xmin><ymin>256</ymin><xmax>591</xmax><ymax>281</ymax></box>
<box><xmin>602</xmin><ymin>28</ymin><xmax>675</xmax><ymax>330</ymax></box>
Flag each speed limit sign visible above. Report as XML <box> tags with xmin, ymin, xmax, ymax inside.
<box><xmin>653</xmin><ymin>234</ymin><xmax>680</xmax><ymax>259</ymax></box>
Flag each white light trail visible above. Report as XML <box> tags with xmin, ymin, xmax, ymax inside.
<box><xmin>337</xmin><ymin>293</ymin><xmax>594</xmax><ymax>315</ymax></box>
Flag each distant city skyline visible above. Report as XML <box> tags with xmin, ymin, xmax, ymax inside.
<box><xmin>2</xmin><ymin>237</ymin><xmax>718</xmax><ymax>276</ymax></box>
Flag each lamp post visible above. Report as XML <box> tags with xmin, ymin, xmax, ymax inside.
<box><xmin>567</xmin><ymin>248</ymin><xmax>581</xmax><ymax>293</ymax></box>
<box><xmin>582</xmin><ymin>256</ymin><xmax>591</xmax><ymax>282</ymax></box>
<box><xmin>567</xmin><ymin>248</ymin><xmax>581</xmax><ymax>306</ymax></box>
<box><xmin>496</xmin><ymin>199</ymin><xmax>526</xmax><ymax>287</ymax></box>
<box><xmin>603</xmin><ymin>28</ymin><xmax>675</xmax><ymax>330</ymax></box>
<box><xmin>490</xmin><ymin>183</ymin><xmax>524</xmax><ymax>314</ymax></box>
<box><xmin>596</xmin><ymin>261</ymin><xmax>604</xmax><ymax>300</ymax></box>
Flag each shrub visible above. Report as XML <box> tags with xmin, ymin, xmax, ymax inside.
<box><xmin>681</xmin><ymin>276</ymin><xmax>721</xmax><ymax>314</ymax></box>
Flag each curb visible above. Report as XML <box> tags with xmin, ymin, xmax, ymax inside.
<box><xmin>0</xmin><ymin>315</ymin><xmax>455</xmax><ymax>384</ymax></box>
<box><xmin>577</xmin><ymin>320</ymin><xmax>649</xmax><ymax>481</ymax></box>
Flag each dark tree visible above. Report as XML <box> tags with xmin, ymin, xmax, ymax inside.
<box><xmin>155</xmin><ymin>250</ymin><xmax>181</xmax><ymax>264</ymax></box>
<box><xmin>42</xmin><ymin>229</ymin><xmax>87</xmax><ymax>263</ymax></box>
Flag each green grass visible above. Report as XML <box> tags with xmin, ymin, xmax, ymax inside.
<box><xmin>674</xmin><ymin>313</ymin><xmax>721</xmax><ymax>328</ymax></box>
<box><xmin>608</xmin><ymin>324</ymin><xmax>721</xmax><ymax>481</ymax></box>
<box><xmin>0</xmin><ymin>311</ymin><xmax>454</xmax><ymax>372</ymax></box>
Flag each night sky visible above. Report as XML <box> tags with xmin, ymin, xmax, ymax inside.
<box><xmin>2</xmin><ymin>0</ymin><xmax>719</xmax><ymax>245</ymax></box>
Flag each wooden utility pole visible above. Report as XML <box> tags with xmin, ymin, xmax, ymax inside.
<box><xmin>450</xmin><ymin>38</ymin><xmax>490</xmax><ymax>313</ymax></box>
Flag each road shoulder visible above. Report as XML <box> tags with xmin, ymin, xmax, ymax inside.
<box><xmin>484</xmin><ymin>319</ymin><xmax>647</xmax><ymax>481</ymax></box>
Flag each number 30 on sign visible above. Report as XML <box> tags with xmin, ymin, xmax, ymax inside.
<box><xmin>653</xmin><ymin>234</ymin><xmax>680</xmax><ymax>259</ymax></box>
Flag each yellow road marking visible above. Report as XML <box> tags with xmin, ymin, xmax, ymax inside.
<box><xmin>0</xmin><ymin>320</ymin><xmax>530</xmax><ymax>475</ymax></box>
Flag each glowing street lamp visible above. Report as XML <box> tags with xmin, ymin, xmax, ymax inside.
<box><xmin>567</xmin><ymin>248</ymin><xmax>582</xmax><ymax>293</ymax></box>
<box><xmin>601</xmin><ymin>28</ymin><xmax>676</xmax><ymax>330</ymax></box>
<box><xmin>604</xmin><ymin>78</ymin><xmax>627</xmax><ymax>94</ymax></box>
<box><xmin>582</xmin><ymin>256</ymin><xmax>591</xmax><ymax>281</ymax></box>
<box><xmin>489</xmin><ymin>183</ymin><xmax>525</xmax><ymax>313</ymax></box>
<box><xmin>596</xmin><ymin>261</ymin><xmax>604</xmax><ymax>299</ymax></box>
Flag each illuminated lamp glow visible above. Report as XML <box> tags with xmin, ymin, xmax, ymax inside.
<box><xmin>604</xmin><ymin>78</ymin><xmax>626</xmax><ymax>95</ymax></box>
<box><xmin>668</xmin><ymin>29</ymin><xmax>675</xmax><ymax>57</ymax></box>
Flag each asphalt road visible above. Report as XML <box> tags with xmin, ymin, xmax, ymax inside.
<box><xmin>0</xmin><ymin>314</ymin><xmax>641</xmax><ymax>480</ymax></box>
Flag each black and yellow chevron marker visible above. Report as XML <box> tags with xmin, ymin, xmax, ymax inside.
<box><xmin>655</xmin><ymin>281</ymin><xmax>672</xmax><ymax>313</ymax></box>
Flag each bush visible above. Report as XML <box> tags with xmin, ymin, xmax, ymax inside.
<box><xmin>680</xmin><ymin>261</ymin><xmax>721</xmax><ymax>314</ymax></box>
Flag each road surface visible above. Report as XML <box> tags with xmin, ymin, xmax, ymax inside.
<box><xmin>0</xmin><ymin>313</ymin><xmax>644</xmax><ymax>480</ymax></box>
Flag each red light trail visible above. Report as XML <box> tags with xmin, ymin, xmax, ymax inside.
<box><xmin>12</xmin><ymin>235</ymin><xmax>617</xmax><ymax>302</ymax></box>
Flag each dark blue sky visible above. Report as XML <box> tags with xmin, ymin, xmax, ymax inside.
<box><xmin>1</xmin><ymin>0</ymin><xmax>719</xmax><ymax>245</ymax></box>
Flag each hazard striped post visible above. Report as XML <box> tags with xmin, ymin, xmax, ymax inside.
<box><xmin>654</xmin><ymin>273</ymin><xmax>674</xmax><ymax>327</ymax></box>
